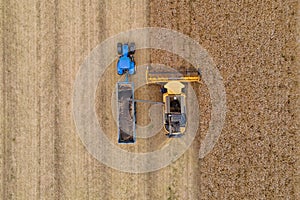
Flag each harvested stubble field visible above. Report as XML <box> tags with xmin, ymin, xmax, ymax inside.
<box><xmin>1</xmin><ymin>0</ymin><xmax>299</xmax><ymax>199</ymax></box>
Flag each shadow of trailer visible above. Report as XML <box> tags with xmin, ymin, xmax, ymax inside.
<box><xmin>116</xmin><ymin>82</ymin><xmax>136</xmax><ymax>143</ymax></box>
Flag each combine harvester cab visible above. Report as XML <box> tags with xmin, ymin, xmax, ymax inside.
<box><xmin>163</xmin><ymin>81</ymin><xmax>187</xmax><ymax>137</ymax></box>
<box><xmin>146</xmin><ymin>66</ymin><xmax>201</xmax><ymax>137</ymax></box>
<box><xmin>116</xmin><ymin>82</ymin><xmax>136</xmax><ymax>143</ymax></box>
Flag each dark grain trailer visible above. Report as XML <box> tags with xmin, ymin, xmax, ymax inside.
<box><xmin>116</xmin><ymin>82</ymin><xmax>136</xmax><ymax>143</ymax></box>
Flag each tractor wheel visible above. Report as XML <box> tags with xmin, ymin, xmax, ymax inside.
<box><xmin>117</xmin><ymin>43</ymin><xmax>122</xmax><ymax>55</ymax></box>
<box><xmin>129</xmin><ymin>42</ymin><xmax>135</xmax><ymax>53</ymax></box>
<box><xmin>117</xmin><ymin>69</ymin><xmax>123</xmax><ymax>75</ymax></box>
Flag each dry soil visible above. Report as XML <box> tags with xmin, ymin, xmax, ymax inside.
<box><xmin>1</xmin><ymin>0</ymin><xmax>299</xmax><ymax>199</ymax></box>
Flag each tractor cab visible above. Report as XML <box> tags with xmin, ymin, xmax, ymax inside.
<box><xmin>117</xmin><ymin>43</ymin><xmax>136</xmax><ymax>75</ymax></box>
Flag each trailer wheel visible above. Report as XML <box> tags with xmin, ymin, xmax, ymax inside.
<box><xmin>134</xmin><ymin>102</ymin><xmax>137</xmax><ymax>124</ymax></box>
<box><xmin>198</xmin><ymin>68</ymin><xmax>202</xmax><ymax>77</ymax></box>
<box><xmin>117</xmin><ymin>43</ymin><xmax>122</xmax><ymax>55</ymax></box>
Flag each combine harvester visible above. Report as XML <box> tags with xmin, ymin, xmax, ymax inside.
<box><xmin>146</xmin><ymin>66</ymin><xmax>201</xmax><ymax>137</ymax></box>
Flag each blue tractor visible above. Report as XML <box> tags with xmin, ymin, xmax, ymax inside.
<box><xmin>117</xmin><ymin>42</ymin><xmax>136</xmax><ymax>75</ymax></box>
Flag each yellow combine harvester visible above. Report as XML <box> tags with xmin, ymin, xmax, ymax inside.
<box><xmin>146</xmin><ymin>66</ymin><xmax>201</xmax><ymax>137</ymax></box>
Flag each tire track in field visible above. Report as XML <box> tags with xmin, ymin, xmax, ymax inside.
<box><xmin>1</xmin><ymin>1</ymin><xmax>41</xmax><ymax>199</ymax></box>
<box><xmin>101</xmin><ymin>0</ymin><xmax>150</xmax><ymax>199</ymax></box>
<box><xmin>52</xmin><ymin>1</ymin><xmax>110</xmax><ymax>199</ymax></box>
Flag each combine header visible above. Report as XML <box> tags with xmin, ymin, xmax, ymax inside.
<box><xmin>146</xmin><ymin>66</ymin><xmax>201</xmax><ymax>84</ymax></box>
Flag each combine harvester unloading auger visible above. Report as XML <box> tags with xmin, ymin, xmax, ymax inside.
<box><xmin>146</xmin><ymin>66</ymin><xmax>201</xmax><ymax>137</ymax></box>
